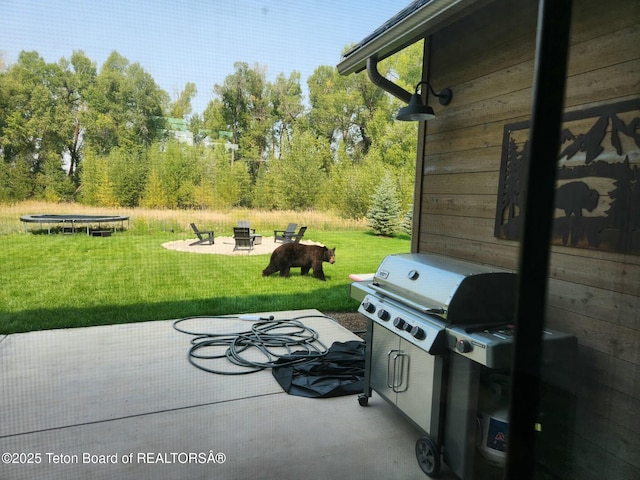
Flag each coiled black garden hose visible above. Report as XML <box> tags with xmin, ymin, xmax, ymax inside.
<box><xmin>173</xmin><ymin>315</ymin><xmax>330</xmax><ymax>375</ymax></box>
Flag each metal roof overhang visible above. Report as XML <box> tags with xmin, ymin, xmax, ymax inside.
<box><xmin>337</xmin><ymin>0</ymin><xmax>489</xmax><ymax>76</ymax></box>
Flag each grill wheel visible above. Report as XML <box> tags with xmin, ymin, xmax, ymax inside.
<box><xmin>416</xmin><ymin>435</ymin><xmax>441</xmax><ymax>477</ymax></box>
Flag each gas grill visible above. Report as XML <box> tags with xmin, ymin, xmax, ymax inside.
<box><xmin>350</xmin><ymin>253</ymin><xmax>576</xmax><ymax>478</ymax></box>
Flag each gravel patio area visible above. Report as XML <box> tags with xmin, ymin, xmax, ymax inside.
<box><xmin>162</xmin><ymin>236</ymin><xmax>322</xmax><ymax>256</ymax></box>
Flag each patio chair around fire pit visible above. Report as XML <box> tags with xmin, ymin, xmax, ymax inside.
<box><xmin>190</xmin><ymin>223</ymin><xmax>214</xmax><ymax>246</ymax></box>
<box><xmin>233</xmin><ymin>227</ymin><xmax>254</xmax><ymax>251</ymax></box>
<box><xmin>274</xmin><ymin>223</ymin><xmax>297</xmax><ymax>243</ymax></box>
<box><xmin>286</xmin><ymin>226</ymin><xmax>307</xmax><ymax>243</ymax></box>
<box><xmin>237</xmin><ymin>220</ymin><xmax>255</xmax><ymax>233</ymax></box>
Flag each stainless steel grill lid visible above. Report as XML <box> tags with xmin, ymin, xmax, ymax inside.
<box><xmin>370</xmin><ymin>253</ymin><xmax>517</xmax><ymax>325</ymax></box>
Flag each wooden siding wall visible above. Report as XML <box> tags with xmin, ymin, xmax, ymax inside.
<box><xmin>417</xmin><ymin>0</ymin><xmax>639</xmax><ymax>478</ymax></box>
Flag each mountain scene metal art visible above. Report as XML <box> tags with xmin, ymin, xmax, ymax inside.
<box><xmin>495</xmin><ymin>99</ymin><xmax>640</xmax><ymax>254</ymax></box>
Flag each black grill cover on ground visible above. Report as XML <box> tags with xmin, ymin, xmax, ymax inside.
<box><xmin>271</xmin><ymin>340</ymin><xmax>365</xmax><ymax>398</ymax></box>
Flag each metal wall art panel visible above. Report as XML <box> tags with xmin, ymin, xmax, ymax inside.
<box><xmin>494</xmin><ymin>99</ymin><xmax>640</xmax><ymax>254</ymax></box>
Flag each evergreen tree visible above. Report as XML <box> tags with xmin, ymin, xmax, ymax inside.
<box><xmin>401</xmin><ymin>205</ymin><xmax>413</xmax><ymax>235</ymax></box>
<box><xmin>366</xmin><ymin>173</ymin><xmax>401</xmax><ymax>236</ymax></box>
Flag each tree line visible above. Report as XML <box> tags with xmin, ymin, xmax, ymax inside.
<box><xmin>0</xmin><ymin>44</ymin><xmax>422</xmax><ymax>219</ymax></box>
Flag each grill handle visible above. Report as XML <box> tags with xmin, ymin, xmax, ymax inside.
<box><xmin>387</xmin><ymin>349</ymin><xmax>400</xmax><ymax>389</ymax></box>
<box><xmin>386</xmin><ymin>350</ymin><xmax>410</xmax><ymax>393</ymax></box>
<box><xmin>369</xmin><ymin>283</ymin><xmax>447</xmax><ymax>316</ymax></box>
<box><xmin>392</xmin><ymin>352</ymin><xmax>409</xmax><ymax>393</ymax></box>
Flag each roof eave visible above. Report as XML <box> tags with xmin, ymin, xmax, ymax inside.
<box><xmin>337</xmin><ymin>0</ymin><xmax>489</xmax><ymax>76</ymax></box>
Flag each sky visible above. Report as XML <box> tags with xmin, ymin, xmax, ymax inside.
<box><xmin>1</xmin><ymin>0</ymin><xmax>412</xmax><ymax>115</ymax></box>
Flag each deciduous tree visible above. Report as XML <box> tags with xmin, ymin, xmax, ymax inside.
<box><xmin>266</xmin><ymin>71</ymin><xmax>304</xmax><ymax>155</ymax></box>
<box><xmin>169</xmin><ymin>82</ymin><xmax>197</xmax><ymax>119</ymax></box>
<box><xmin>213</xmin><ymin>62</ymin><xmax>269</xmax><ymax>178</ymax></box>
<box><xmin>84</xmin><ymin>51</ymin><xmax>169</xmax><ymax>154</ymax></box>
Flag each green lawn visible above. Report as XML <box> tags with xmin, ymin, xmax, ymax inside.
<box><xmin>0</xmin><ymin>230</ymin><xmax>410</xmax><ymax>334</ymax></box>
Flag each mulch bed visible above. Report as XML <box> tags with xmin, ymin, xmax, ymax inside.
<box><xmin>325</xmin><ymin>311</ymin><xmax>367</xmax><ymax>339</ymax></box>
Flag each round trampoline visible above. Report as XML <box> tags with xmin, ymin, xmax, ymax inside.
<box><xmin>20</xmin><ymin>214</ymin><xmax>129</xmax><ymax>235</ymax></box>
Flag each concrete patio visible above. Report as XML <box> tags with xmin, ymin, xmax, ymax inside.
<box><xmin>0</xmin><ymin>309</ymin><xmax>458</xmax><ymax>479</ymax></box>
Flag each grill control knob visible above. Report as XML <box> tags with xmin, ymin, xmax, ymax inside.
<box><xmin>456</xmin><ymin>339</ymin><xmax>473</xmax><ymax>353</ymax></box>
<box><xmin>362</xmin><ymin>301</ymin><xmax>376</xmax><ymax>314</ymax></box>
<box><xmin>377</xmin><ymin>309</ymin><xmax>390</xmax><ymax>321</ymax></box>
<box><xmin>410</xmin><ymin>326</ymin><xmax>426</xmax><ymax>340</ymax></box>
<box><xmin>393</xmin><ymin>317</ymin><xmax>406</xmax><ymax>330</ymax></box>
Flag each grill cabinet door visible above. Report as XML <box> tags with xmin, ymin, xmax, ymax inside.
<box><xmin>396</xmin><ymin>340</ymin><xmax>440</xmax><ymax>434</ymax></box>
<box><xmin>370</xmin><ymin>323</ymin><xmax>401</xmax><ymax>404</ymax></box>
<box><xmin>369</xmin><ymin>323</ymin><xmax>442</xmax><ymax>435</ymax></box>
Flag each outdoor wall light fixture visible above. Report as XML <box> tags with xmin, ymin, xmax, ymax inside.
<box><xmin>396</xmin><ymin>81</ymin><xmax>453</xmax><ymax>121</ymax></box>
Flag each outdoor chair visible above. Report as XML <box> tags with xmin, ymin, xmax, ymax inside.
<box><xmin>233</xmin><ymin>227</ymin><xmax>254</xmax><ymax>251</ymax></box>
<box><xmin>190</xmin><ymin>223</ymin><xmax>214</xmax><ymax>246</ymax></box>
<box><xmin>237</xmin><ymin>220</ymin><xmax>255</xmax><ymax>234</ymax></box>
<box><xmin>287</xmin><ymin>226</ymin><xmax>307</xmax><ymax>243</ymax></box>
<box><xmin>274</xmin><ymin>223</ymin><xmax>298</xmax><ymax>243</ymax></box>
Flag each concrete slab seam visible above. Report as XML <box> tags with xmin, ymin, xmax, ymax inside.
<box><xmin>0</xmin><ymin>391</ymin><xmax>284</xmax><ymax>441</ymax></box>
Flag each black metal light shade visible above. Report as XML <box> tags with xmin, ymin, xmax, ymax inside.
<box><xmin>397</xmin><ymin>94</ymin><xmax>436</xmax><ymax>121</ymax></box>
<box><xmin>396</xmin><ymin>81</ymin><xmax>452</xmax><ymax>122</ymax></box>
